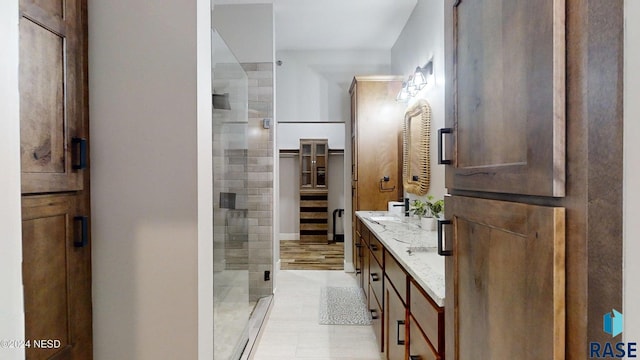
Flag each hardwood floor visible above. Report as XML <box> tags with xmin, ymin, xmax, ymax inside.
<box><xmin>279</xmin><ymin>240</ymin><xmax>344</xmax><ymax>270</ymax></box>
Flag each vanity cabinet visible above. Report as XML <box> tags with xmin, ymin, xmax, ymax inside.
<box><xmin>410</xmin><ymin>280</ymin><xmax>444</xmax><ymax>359</ymax></box>
<box><xmin>384</xmin><ymin>251</ymin><xmax>408</xmax><ymax>360</ymax></box>
<box><xmin>357</xmin><ymin>216</ymin><xmax>445</xmax><ymax>359</ymax></box>
<box><xmin>385</xmin><ymin>280</ymin><xmax>406</xmax><ymax>360</ymax></box>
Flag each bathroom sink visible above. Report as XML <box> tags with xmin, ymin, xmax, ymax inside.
<box><xmin>369</xmin><ymin>216</ymin><xmax>401</xmax><ymax>222</ymax></box>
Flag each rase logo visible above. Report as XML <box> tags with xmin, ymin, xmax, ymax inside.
<box><xmin>604</xmin><ymin>309</ymin><xmax>624</xmax><ymax>338</ymax></box>
<box><xmin>590</xmin><ymin>309</ymin><xmax>637</xmax><ymax>358</ymax></box>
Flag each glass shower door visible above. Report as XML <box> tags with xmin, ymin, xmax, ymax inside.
<box><xmin>212</xmin><ymin>28</ymin><xmax>250</xmax><ymax>360</ymax></box>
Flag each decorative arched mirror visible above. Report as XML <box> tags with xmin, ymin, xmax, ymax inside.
<box><xmin>403</xmin><ymin>99</ymin><xmax>431</xmax><ymax>195</ymax></box>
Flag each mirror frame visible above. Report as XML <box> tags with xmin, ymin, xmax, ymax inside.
<box><xmin>403</xmin><ymin>99</ymin><xmax>432</xmax><ymax>195</ymax></box>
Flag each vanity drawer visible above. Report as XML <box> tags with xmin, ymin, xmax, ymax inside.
<box><xmin>369</xmin><ymin>255</ymin><xmax>384</xmax><ymax>305</ymax></box>
<box><xmin>369</xmin><ymin>283</ymin><xmax>384</xmax><ymax>353</ymax></box>
<box><xmin>410</xmin><ymin>279</ymin><xmax>444</xmax><ymax>355</ymax></box>
<box><xmin>409</xmin><ymin>314</ymin><xmax>439</xmax><ymax>360</ymax></box>
<box><xmin>369</xmin><ymin>234</ymin><xmax>384</xmax><ymax>265</ymax></box>
<box><xmin>360</xmin><ymin>224</ymin><xmax>370</xmax><ymax>246</ymax></box>
<box><xmin>385</xmin><ymin>251</ymin><xmax>407</xmax><ymax>304</ymax></box>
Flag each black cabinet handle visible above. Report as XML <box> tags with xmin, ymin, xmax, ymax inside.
<box><xmin>356</xmin><ymin>243</ymin><xmax>363</xmax><ymax>257</ymax></box>
<box><xmin>74</xmin><ymin>216</ymin><xmax>89</xmax><ymax>247</ymax></box>
<box><xmin>410</xmin><ymin>356</ymin><xmax>421</xmax><ymax>360</ymax></box>
<box><xmin>370</xmin><ymin>309</ymin><xmax>379</xmax><ymax>320</ymax></box>
<box><xmin>396</xmin><ymin>320</ymin><xmax>406</xmax><ymax>345</ymax></box>
<box><xmin>72</xmin><ymin>137</ymin><xmax>88</xmax><ymax>170</ymax></box>
<box><xmin>356</xmin><ymin>269</ymin><xmax>361</xmax><ymax>275</ymax></box>
<box><xmin>438</xmin><ymin>128</ymin><xmax>452</xmax><ymax>165</ymax></box>
<box><xmin>438</xmin><ymin>219</ymin><xmax>452</xmax><ymax>256</ymax></box>
<box><xmin>370</xmin><ymin>273</ymin><xmax>379</xmax><ymax>282</ymax></box>
<box><xmin>370</xmin><ymin>244</ymin><xmax>379</xmax><ymax>251</ymax></box>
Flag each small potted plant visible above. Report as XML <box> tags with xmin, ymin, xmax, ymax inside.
<box><xmin>427</xmin><ymin>198</ymin><xmax>444</xmax><ymax>219</ymax></box>
<box><xmin>409</xmin><ymin>199</ymin><xmax>429</xmax><ymax>219</ymax></box>
<box><xmin>410</xmin><ymin>196</ymin><xmax>443</xmax><ymax>231</ymax></box>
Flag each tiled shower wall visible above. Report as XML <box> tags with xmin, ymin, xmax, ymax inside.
<box><xmin>243</xmin><ymin>62</ymin><xmax>274</xmax><ymax>302</ymax></box>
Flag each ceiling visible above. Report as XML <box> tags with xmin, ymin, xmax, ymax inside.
<box><xmin>214</xmin><ymin>0</ymin><xmax>417</xmax><ymax>51</ymax></box>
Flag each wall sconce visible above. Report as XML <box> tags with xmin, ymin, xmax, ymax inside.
<box><xmin>396</xmin><ymin>81</ymin><xmax>410</xmax><ymax>101</ymax></box>
<box><xmin>396</xmin><ymin>60</ymin><xmax>434</xmax><ymax>102</ymax></box>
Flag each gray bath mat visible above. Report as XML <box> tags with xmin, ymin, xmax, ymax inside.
<box><xmin>319</xmin><ymin>287</ymin><xmax>372</xmax><ymax>325</ymax></box>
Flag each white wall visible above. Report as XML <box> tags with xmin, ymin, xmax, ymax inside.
<box><xmin>0</xmin><ymin>1</ymin><xmax>25</xmax><ymax>358</ymax></box>
<box><xmin>276</xmin><ymin>50</ymin><xmax>391</xmax><ymax>122</ymax></box>
<box><xmin>89</xmin><ymin>0</ymin><xmax>201</xmax><ymax>358</ymax></box>
<box><xmin>624</xmin><ymin>0</ymin><xmax>639</xmax><ymax>342</ymax></box>
<box><xmin>391</xmin><ymin>0</ymin><xmax>446</xmax><ymax>203</ymax></box>
<box><xmin>212</xmin><ymin>4</ymin><xmax>273</xmax><ymax>63</ymax></box>
<box><xmin>277</xmin><ymin>123</ymin><xmax>345</xmax><ymax>150</ymax></box>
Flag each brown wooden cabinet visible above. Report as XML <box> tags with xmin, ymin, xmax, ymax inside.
<box><xmin>299</xmin><ymin>139</ymin><xmax>329</xmax><ymax>243</ymax></box>
<box><xmin>443</xmin><ymin>0</ymin><xmax>566</xmax><ymax>198</ymax></box>
<box><xmin>19</xmin><ymin>1</ymin><xmax>93</xmax><ymax>358</ymax></box>
<box><xmin>385</xmin><ymin>279</ymin><xmax>407</xmax><ymax>360</ymax></box>
<box><xmin>442</xmin><ymin>0</ymin><xmax>623</xmax><ymax>358</ymax></box>
<box><xmin>22</xmin><ymin>194</ymin><xmax>92</xmax><ymax>359</ymax></box>
<box><xmin>299</xmin><ymin>139</ymin><xmax>328</xmax><ymax>191</ymax></box>
<box><xmin>410</xmin><ymin>280</ymin><xmax>444</xmax><ymax>358</ymax></box>
<box><xmin>350</xmin><ymin>76</ymin><xmax>405</xmax><ymax>269</ymax></box>
<box><xmin>358</xmin><ymin>217</ymin><xmax>445</xmax><ymax>360</ymax></box>
<box><xmin>445</xmin><ymin>196</ymin><xmax>565</xmax><ymax>359</ymax></box>
<box><xmin>20</xmin><ymin>0</ymin><xmax>88</xmax><ymax>194</ymax></box>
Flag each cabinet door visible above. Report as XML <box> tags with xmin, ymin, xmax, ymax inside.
<box><xmin>22</xmin><ymin>194</ymin><xmax>92</xmax><ymax>359</ymax></box>
<box><xmin>300</xmin><ymin>141</ymin><xmax>313</xmax><ymax>189</ymax></box>
<box><xmin>385</xmin><ymin>281</ymin><xmax>407</xmax><ymax>360</ymax></box>
<box><xmin>354</xmin><ymin>79</ymin><xmax>404</xmax><ymax>210</ymax></box>
<box><xmin>20</xmin><ymin>0</ymin><xmax>86</xmax><ymax>193</ymax></box>
<box><xmin>409</xmin><ymin>316</ymin><xmax>439</xmax><ymax>360</ymax></box>
<box><xmin>314</xmin><ymin>141</ymin><xmax>328</xmax><ymax>189</ymax></box>
<box><xmin>444</xmin><ymin>0</ymin><xmax>565</xmax><ymax>197</ymax></box>
<box><xmin>444</xmin><ymin>195</ymin><xmax>565</xmax><ymax>359</ymax></box>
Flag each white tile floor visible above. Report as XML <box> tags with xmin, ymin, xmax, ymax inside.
<box><xmin>250</xmin><ymin>270</ymin><xmax>382</xmax><ymax>360</ymax></box>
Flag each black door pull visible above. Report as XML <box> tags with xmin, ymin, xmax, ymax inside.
<box><xmin>438</xmin><ymin>128</ymin><xmax>452</xmax><ymax>165</ymax></box>
<box><xmin>438</xmin><ymin>219</ymin><xmax>452</xmax><ymax>256</ymax></box>
<box><xmin>74</xmin><ymin>216</ymin><xmax>89</xmax><ymax>247</ymax></box>
<box><xmin>396</xmin><ymin>320</ymin><xmax>406</xmax><ymax>345</ymax></box>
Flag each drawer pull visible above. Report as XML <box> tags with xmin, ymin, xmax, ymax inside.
<box><xmin>396</xmin><ymin>320</ymin><xmax>406</xmax><ymax>345</ymax></box>
<box><xmin>355</xmin><ymin>243</ymin><xmax>363</xmax><ymax>257</ymax></box>
<box><xmin>410</xmin><ymin>356</ymin><xmax>421</xmax><ymax>360</ymax></box>
<box><xmin>370</xmin><ymin>273</ymin><xmax>380</xmax><ymax>282</ymax></box>
<box><xmin>370</xmin><ymin>244</ymin><xmax>379</xmax><ymax>251</ymax></box>
<box><xmin>370</xmin><ymin>309</ymin><xmax>379</xmax><ymax>320</ymax></box>
<box><xmin>438</xmin><ymin>219</ymin><xmax>452</xmax><ymax>256</ymax></box>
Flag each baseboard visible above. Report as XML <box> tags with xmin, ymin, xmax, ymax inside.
<box><xmin>279</xmin><ymin>233</ymin><xmax>299</xmax><ymax>241</ymax></box>
<box><xmin>280</xmin><ymin>233</ymin><xmax>336</xmax><ymax>241</ymax></box>
<box><xmin>344</xmin><ymin>261</ymin><xmax>355</xmax><ymax>273</ymax></box>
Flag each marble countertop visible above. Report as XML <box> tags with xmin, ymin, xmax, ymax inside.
<box><xmin>355</xmin><ymin>211</ymin><xmax>445</xmax><ymax>307</ymax></box>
